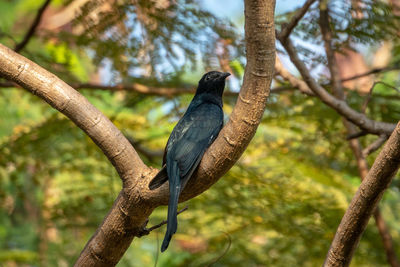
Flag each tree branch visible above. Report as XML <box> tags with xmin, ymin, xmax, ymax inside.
<box><xmin>137</xmin><ymin>206</ymin><xmax>189</xmax><ymax>236</ymax></box>
<box><xmin>0</xmin><ymin>0</ymin><xmax>276</xmax><ymax>265</ymax></box>
<box><xmin>319</xmin><ymin>4</ymin><xmax>342</xmax><ymax>98</ymax></box>
<box><xmin>363</xmin><ymin>135</ymin><xmax>389</xmax><ymax>157</ymax></box>
<box><xmin>319</xmin><ymin>5</ymin><xmax>400</xmax><ymax>267</ymax></box>
<box><xmin>274</xmin><ymin>56</ymin><xmax>314</xmax><ymax>95</ymax></box>
<box><xmin>346</xmin><ymin>131</ymin><xmax>368</xmax><ymax>140</ymax></box>
<box><xmin>0</xmin><ymin>81</ymin><xmax>290</xmax><ymax>96</ymax></box>
<box><xmin>341</xmin><ymin>66</ymin><xmax>400</xmax><ymax>83</ymax></box>
<box><xmin>323</xmin><ymin>121</ymin><xmax>400</xmax><ymax>267</ymax></box>
<box><xmin>14</xmin><ymin>0</ymin><xmax>52</xmax><ymax>53</ymax></box>
<box><xmin>278</xmin><ymin>36</ymin><xmax>396</xmax><ymax>135</ymax></box>
<box><xmin>0</xmin><ymin>44</ymin><xmax>146</xmax><ymax>187</ymax></box>
<box><xmin>277</xmin><ymin>0</ymin><xmax>317</xmax><ymax>42</ymax></box>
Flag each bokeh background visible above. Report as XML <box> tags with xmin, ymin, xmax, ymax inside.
<box><xmin>0</xmin><ymin>0</ymin><xmax>399</xmax><ymax>266</ymax></box>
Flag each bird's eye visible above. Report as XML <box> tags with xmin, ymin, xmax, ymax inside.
<box><xmin>205</xmin><ymin>75</ymin><xmax>210</xmax><ymax>81</ymax></box>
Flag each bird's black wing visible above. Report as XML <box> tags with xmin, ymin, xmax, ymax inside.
<box><xmin>148</xmin><ymin>165</ymin><xmax>168</xmax><ymax>190</ymax></box>
<box><xmin>149</xmin><ymin>101</ymin><xmax>222</xmax><ymax>190</ymax></box>
<box><xmin>169</xmin><ymin>102</ymin><xmax>222</xmax><ymax>188</ymax></box>
<box><xmin>160</xmin><ymin>102</ymin><xmax>222</xmax><ymax>252</ymax></box>
<box><xmin>148</xmin><ymin>116</ymin><xmax>184</xmax><ymax>190</ymax></box>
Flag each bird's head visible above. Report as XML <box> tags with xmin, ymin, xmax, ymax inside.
<box><xmin>196</xmin><ymin>71</ymin><xmax>230</xmax><ymax>96</ymax></box>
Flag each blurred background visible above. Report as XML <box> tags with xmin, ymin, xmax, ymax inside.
<box><xmin>0</xmin><ymin>0</ymin><xmax>399</xmax><ymax>266</ymax></box>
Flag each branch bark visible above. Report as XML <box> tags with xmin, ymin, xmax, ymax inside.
<box><xmin>0</xmin><ymin>0</ymin><xmax>276</xmax><ymax>265</ymax></box>
<box><xmin>323</xmin><ymin>121</ymin><xmax>400</xmax><ymax>267</ymax></box>
<box><xmin>318</xmin><ymin>6</ymin><xmax>400</xmax><ymax>267</ymax></box>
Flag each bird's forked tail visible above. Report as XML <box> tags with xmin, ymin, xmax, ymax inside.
<box><xmin>161</xmin><ymin>162</ymin><xmax>180</xmax><ymax>252</ymax></box>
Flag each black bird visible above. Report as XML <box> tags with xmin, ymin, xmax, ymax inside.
<box><xmin>149</xmin><ymin>71</ymin><xmax>230</xmax><ymax>252</ymax></box>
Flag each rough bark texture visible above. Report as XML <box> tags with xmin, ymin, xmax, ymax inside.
<box><xmin>0</xmin><ymin>0</ymin><xmax>276</xmax><ymax>265</ymax></box>
<box><xmin>319</xmin><ymin>7</ymin><xmax>400</xmax><ymax>266</ymax></box>
<box><xmin>323</xmin><ymin>121</ymin><xmax>400</xmax><ymax>267</ymax></box>
<box><xmin>343</xmin><ymin>123</ymin><xmax>399</xmax><ymax>267</ymax></box>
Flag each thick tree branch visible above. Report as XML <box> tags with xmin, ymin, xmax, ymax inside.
<box><xmin>277</xmin><ymin>0</ymin><xmax>317</xmax><ymax>42</ymax></box>
<box><xmin>346</xmin><ymin>126</ymin><xmax>399</xmax><ymax>267</ymax></box>
<box><xmin>278</xmin><ymin>36</ymin><xmax>396</xmax><ymax>135</ymax></box>
<box><xmin>0</xmin><ymin>44</ymin><xmax>146</xmax><ymax>187</ymax></box>
<box><xmin>0</xmin><ymin>43</ymin><xmax>153</xmax><ymax>265</ymax></box>
<box><xmin>319</xmin><ymin>5</ymin><xmax>400</xmax><ymax>267</ymax></box>
<box><xmin>323</xmin><ymin>121</ymin><xmax>400</xmax><ymax>267</ymax></box>
<box><xmin>0</xmin><ymin>0</ymin><xmax>276</xmax><ymax>265</ymax></box>
<box><xmin>14</xmin><ymin>0</ymin><xmax>51</xmax><ymax>53</ymax></box>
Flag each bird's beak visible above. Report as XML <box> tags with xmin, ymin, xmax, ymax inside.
<box><xmin>220</xmin><ymin>72</ymin><xmax>231</xmax><ymax>80</ymax></box>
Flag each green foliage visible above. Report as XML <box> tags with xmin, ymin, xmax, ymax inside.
<box><xmin>0</xmin><ymin>250</ymin><xmax>38</xmax><ymax>264</ymax></box>
<box><xmin>1</xmin><ymin>0</ymin><xmax>400</xmax><ymax>266</ymax></box>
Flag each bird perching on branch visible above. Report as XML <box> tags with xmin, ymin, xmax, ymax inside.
<box><xmin>149</xmin><ymin>71</ymin><xmax>230</xmax><ymax>252</ymax></box>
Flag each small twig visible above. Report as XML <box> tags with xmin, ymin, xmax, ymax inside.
<box><xmin>137</xmin><ymin>206</ymin><xmax>189</xmax><ymax>237</ymax></box>
<box><xmin>361</xmin><ymin>82</ymin><xmax>377</xmax><ymax>114</ymax></box>
<box><xmin>341</xmin><ymin>66</ymin><xmax>400</xmax><ymax>83</ymax></box>
<box><xmin>319</xmin><ymin>3</ymin><xmax>344</xmax><ymax>99</ymax></box>
<box><xmin>14</xmin><ymin>0</ymin><xmax>52</xmax><ymax>52</ymax></box>
<box><xmin>204</xmin><ymin>232</ymin><xmax>232</xmax><ymax>267</ymax></box>
<box><xmin>278</xmin><ymin>0</ymin><xmax>318</xmax><ymax>42</ymax></box>
<box><xmin>362</xmin><ymin>81</ymin><xmax>399</xmax><ymax>114</ymax></box>
<box><xmin>347</xmin><ymin>131</ymin><xmax>368</xmax><ymax>140</ymax></box>
<box><xmin>374</xmin><ymin>81</ymin><xmax>400</xmax><ymax>93</ymax></box>
<box><xmin>148</xmin><ymin>206</ymin><xmax>188</xmax><ymax>232</ymax></box>
<box><xmin>320</xmin><ymin>66</ymin><xmax>400</xmax><ymax>88</ymax></box>
<box><xmin>363</xmin><ymin>135</ymin><xmax>389</xmax><ymax>157</ymax></box>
